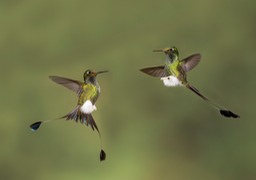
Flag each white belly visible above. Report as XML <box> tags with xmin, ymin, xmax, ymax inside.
<box><xmin>160</xmin><ymin>76</ymin><xmax>182</xmax><ymax>87</ymax></box>
<box><xmin>80</xmin><ymin>100</ymin><xmax>97</xmax><ymax>114</ymax></box>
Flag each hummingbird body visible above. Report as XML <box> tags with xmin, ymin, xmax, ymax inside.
<box><xmin>140</xmin><ymin>46</ymin><xmax>239</xmax><ymax>118</ymax></box>
<box><xmin>30</xmin><ymin>69</ymin><xmax>108</xmax><ymax>161</ymax></box>
<box><xmin>79</xmin><ymin>83</ymin><xmax>99</xmax><ymax>114</ymax></box>
<box><xmin>162</xmin><ymin>51</ymin><xmax>190</xmax><ymax>87</ymax></box>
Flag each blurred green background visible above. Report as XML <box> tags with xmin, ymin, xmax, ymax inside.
<box><xmin>1</xmin><ymin>0</ymin><xmax>256</xmax><ymax>179</ymax></box>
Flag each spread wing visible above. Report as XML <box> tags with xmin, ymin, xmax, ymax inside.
<box><xmin>49</xmin><ymin>76</ymin><xmax>83</xmax><ymax>95</ymax></box>
<box><xmin>140</xmin><ymin>66</ymin><xmax>167</xmax><ymax>77</ymax></box>
<box><xmin>181</xmin><ymin>54</ymin><xmax>201</xmax><ymax>72</ymax></box>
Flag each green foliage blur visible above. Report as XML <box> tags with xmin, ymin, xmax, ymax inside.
<box><xmin>1</xmin><ymin>0</ymin><xmax>255</xmax><ymax>179</ymax></box>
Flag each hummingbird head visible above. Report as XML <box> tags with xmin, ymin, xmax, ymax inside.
<box><xmin>153</xmin><ymin>46</ymin><xmax>179</xmax><ymax>57</ymax></box>
<box><xmin>153</xmin><ymin>46</ymin><xmax>179</xmax><ymax>62</ymax></box>
<box><xmin>83</xmin><ymin>69</ymin><xmax>108</xmax><ymax>82</ymax></box>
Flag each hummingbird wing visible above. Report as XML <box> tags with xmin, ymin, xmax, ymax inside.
<box><xmin>49</xmin><ymin>76</ymin><xmax>83</xmax><ymax>95</ymax></box>
<box><xmin>181</xmin><ymin>54</ymin><xmax>201</xmax><ymax>72</ymax></box>
<box><xmin>140</xmin><ymin>66</ymin><xmax>167</xmax><ymax>77</ymax></box>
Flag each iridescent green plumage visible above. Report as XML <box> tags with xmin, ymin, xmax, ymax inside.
<box><xmin>30</xmin><ymin>69</ymin><xmax>108</xmax><ymax>161</ymax></box>
<box><xmin>79</xmin><ymin>83</ymin><xmax>98</xmax><ymax>105</ymax></box>
<box><xmin>140</xmin><ymin>46</ymin><xmax>239</xmax><ymax>118</ymax></box>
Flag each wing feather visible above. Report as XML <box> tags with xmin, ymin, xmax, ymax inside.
<box><xmin>181</xmin><ymin>54</ymin><xmax>201</xmax><ymax>72</ymax></box>
<box><xmin>140</xmin><ymin>66</ymin><xmax>166</xmax><ymax>77</ymax></box>
<box><xmin>49</xmin><ymin>76</ymin><xmax>83</xmax><ymax>95</ymax></box>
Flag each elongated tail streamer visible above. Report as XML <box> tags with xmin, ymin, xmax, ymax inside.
<box><xmin>186</xmin><ymin>84</ymin><xmax>239</xmax><ymax>118</ymax></box>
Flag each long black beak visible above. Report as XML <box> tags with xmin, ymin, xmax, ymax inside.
<box><xmin>96</xmin><ymin>70</ymin><xmax>108</xmax><ymax>75</ymax></box>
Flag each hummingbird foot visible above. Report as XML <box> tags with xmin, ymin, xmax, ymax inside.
<box><xmin>161</xmin><ymin>76</ymin><xmax>182</xmax><ymax>87</ymax></box>
<box><xmin>80</xmin><ymin>100</ymin><xmax>97</xmax><ymax>114</ymax></box>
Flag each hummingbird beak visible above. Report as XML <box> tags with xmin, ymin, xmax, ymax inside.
<box><xmin>153</xmin><ymin>49</ymin><xmax>164</xmax><ymax>52</ymax></box>
<box><xmin>96</xmin><ymin>70</ymin><xmax>108</xmax><ymax>75</ymax></box>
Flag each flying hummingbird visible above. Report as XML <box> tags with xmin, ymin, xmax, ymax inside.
<box><xmin>30</xmin><ymin>69</ymin><xmax>108</xmax><ymax>161</ymax></box>
<box><xmin>140</xmin><ymin>46</ymin><xmax>239</xmax><ymax>118</ymax></box>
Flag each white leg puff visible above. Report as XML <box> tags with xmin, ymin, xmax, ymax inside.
<box><xmin>80</xmin><ymin>100</ymin><xmax>97</xmax><ymax>114</ymax></box>
<box><xmin>161</xmin><ymin>76</ymin><xmax>182</xmax><ymax>87</ymax></box>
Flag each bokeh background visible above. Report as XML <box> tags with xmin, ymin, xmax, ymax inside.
<box><xmin>1</xmin><ymin>0</ymin><xmax>255</xmax><ymax>179</ymax></box>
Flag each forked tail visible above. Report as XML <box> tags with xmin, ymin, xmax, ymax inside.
<box><xmin>29</xmin><ymin>105</ymin><xmax>106</xmax><ymax>161</ymax></box>
<box><xmin>62</xmin><ymin>106</ymin><xmax>106</xmax><ymax>161</ymax></box>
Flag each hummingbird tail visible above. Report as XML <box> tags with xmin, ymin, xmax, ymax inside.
<box><xmin>62</xmin><ymin>106</ymin><xmax>100</xmax><ymax>130</ymax></box>
<box><xmin>62</xmin><ymin>106</ymin><xmax>106</xmax><ymax>160</ymax></box>
<box><xmin>30</xmin><ymin>106</ymin><xmax>107</xmax><ymax>161</ymax></box>
<box><xmin>185</xmin><ymin>84</ymin><xmax>239</xmax><ymax>118</ymax></box>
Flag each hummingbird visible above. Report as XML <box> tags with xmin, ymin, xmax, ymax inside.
<box><xmin>140</xmin><ymin>46</ymin><xmax>239</xmax><ymax>118</ymax></box>
<box><xmin>30</xmin><ymin>69</ymin><xmax>108</xmax><ymax>161</ymax></box>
